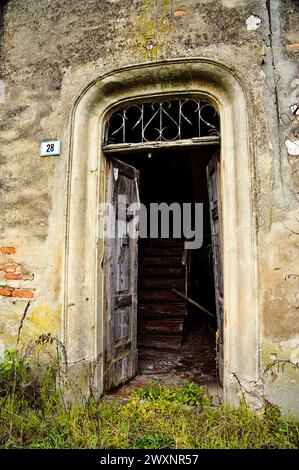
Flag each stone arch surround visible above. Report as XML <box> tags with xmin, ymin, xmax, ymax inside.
<box><xmin>64</xmin><ymin>59</ymin><xmax>261</xmax><ymax>405</ymax></box>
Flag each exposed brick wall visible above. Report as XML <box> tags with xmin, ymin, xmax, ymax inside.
<box><xmin>0</xmin><ymin>246</ymin><xmax>34</xmax><ymax>299</ymax></box>
<box><xmin>1</xmin><ymin>247</ymin><xmax>16</xmax><ymax>255</ymax></box>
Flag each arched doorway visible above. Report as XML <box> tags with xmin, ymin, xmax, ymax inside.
<box><xmin>64</xmin><ymin>59</ymin><xmax>260</xmax><ymax>406</ymax></box>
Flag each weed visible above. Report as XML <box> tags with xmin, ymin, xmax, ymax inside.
<box><xmin>135</xmin><ymin>433</ymin><xmax>172</xmax><ymax>449</ymax></box>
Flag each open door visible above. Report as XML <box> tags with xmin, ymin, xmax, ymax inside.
<box><xmin>206</xmin><ymin>152</ymin><xmax>224</xmax><ymax>384</ymax></box>
<box><xmin>104</xmin><ymin>157</ymin><xmax>140</xmax><ymax>391</ymax></box>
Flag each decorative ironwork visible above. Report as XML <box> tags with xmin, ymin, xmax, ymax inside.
<box><xmin>104</xmin><ymin>99</ymin><xmax>220</xmax><ymax>146</ymax></box>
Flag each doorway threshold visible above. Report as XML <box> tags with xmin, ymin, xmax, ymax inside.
<box><xmin>105</xmin><ymin>373</ymin><xmax>222</xmax><ymax>406</ymax></box>
<box><xmin>105</xmin><ymin>323</ymin><xmax>223</xmax><ymax>405</ymax></box>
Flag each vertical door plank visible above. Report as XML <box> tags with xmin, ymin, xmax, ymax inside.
<box><xmin>206</xmin><ymin>151</ymin><xmax>224</xmax><ymax>383</ymax></box>
<box><xmin>104</xmin><ymin>157</ymin><xmax>139</xmax><ymax>390</ymax></box>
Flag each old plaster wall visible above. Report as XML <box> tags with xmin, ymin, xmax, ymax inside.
<box><xmin>0</xmin><ymin>0</ymin><xmax>298</xmax><ymax>414</ymax></box>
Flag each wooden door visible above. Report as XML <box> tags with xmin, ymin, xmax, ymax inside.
<box><xmin>206</xmin><ymin>152</ymin><xmax>224</xmax><ymax>384</ymax></box>
<box><xmin>104</xmin><ymin>157</ymin><xmax>140</xmax><ymax>391</ymax></box>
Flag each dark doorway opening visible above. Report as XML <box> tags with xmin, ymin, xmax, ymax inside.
<box><xmin>110</xmin><ymin>145</ymin><xmax>221</xmax><ymax>393</ymax></box>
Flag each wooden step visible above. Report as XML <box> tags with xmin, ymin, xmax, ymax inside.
<box><xmin>138</xmin><ymin>303</ymin><xmax>187</xmax><ymax>319</ymax></box>
<box><xmin>141</xmin><ymin>266</ymin><xmax>185</xmax><ymax>278</ymax></box>
<box><xmin>142</xmin><ymin>257</ymin><xmax>181</xmax><ymax>267</ymax></box>
<box><xmin>139</xmin><ymin>289</ymin><xmax>186</xmax><ymax>303</ymax></box>
<box><xmin>138</xmin><ymin>335</ymin><xmax>182</xmax><ymax>351</ymax></box>
<box><xmin>138</xmin><ymin>319</ymin><xmax>184</xmax><ymax>335</ymax></box>
<box><xmin>138</xmin><ymin>277</ymin><xmax>184</xmax><ymax>289</ymax></box>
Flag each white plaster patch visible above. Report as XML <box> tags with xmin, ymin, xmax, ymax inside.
<box><xmin>246</xmin><ymin>15</ymin><xmax>262</xmax><ymax>31</ymax></box>
<box><xmin>285</xmin><ymin>139</ymin><xmax>299</xmax><ymax>156</ymax></box>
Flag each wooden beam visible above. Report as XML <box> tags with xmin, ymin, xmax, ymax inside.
<box><xmin>172</xmin><ymin>288</ymin><xmax>215</xmax><ymax>319</ymax></box>
<box><xmin>103</xmin><ymin>136</ymin><xmax>221</xmax><ymax>154</ymax></box>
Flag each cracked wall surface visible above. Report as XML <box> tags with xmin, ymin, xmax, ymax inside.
<box><xmin>0</xmin><ymin>0</ymin><xmax>298</xmax><ymax>415</ymax></box>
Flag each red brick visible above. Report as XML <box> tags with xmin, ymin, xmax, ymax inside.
<box><xmin>0</xmin><ymin>288</ymin><xmax>12</xmax><ymax>296</ymax></box>
<box><xmin>5</xmin><ymin>273</ymin><xmax>23</xmax><ymax>280</ymax></box>
<box><xmin>0</xmin><ymin>265</ymin><xmax>17</xmax><ymax>273</ymax></box>
<box><xmin>173</xmin><ymin>9</ymin><xmax>187</xmax><ymax>16</ymax></box>
<box><xmin>11</xmin><ymin>289</ymin><xmax>34</xmax><ymax>299</ymax></box>
<box><xmin>1</xmin><ymin>247</ymin><xmax>16</xmax><ymax>254</ymax></box>
<box><xmin>287</xmin><ymin>43</ymin><xmax>299</xmax><ymax>51</ymax></box>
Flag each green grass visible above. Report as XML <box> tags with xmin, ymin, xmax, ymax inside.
<box><xmin>0</xmin><ymin>348</ymin><xmax>298</xmax><ymax>449</ymax></box>
<box><xmin>0</xmin><ymin>380</ymin><xmax>298</xmax><ymax>449</ymax></box>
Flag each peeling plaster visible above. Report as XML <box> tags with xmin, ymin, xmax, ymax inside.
<box><xmin>285</xmin><ymin>139</ymin><xmax>299</xmax><ymax>156</ymax></box>
<box><xmin>246</xmin><ymin>15</ymin><xmax>262</xmax><ymax>31</ymax></box>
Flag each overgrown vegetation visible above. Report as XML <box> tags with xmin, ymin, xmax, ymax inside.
<box><xmin>0</xmin><ymin>347</ymin><xmax>298</xmax><ymax>449</ymax></box>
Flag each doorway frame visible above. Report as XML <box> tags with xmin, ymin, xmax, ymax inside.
<box><xmin>63</xmin><ymin>59</ymin><xmax>261</xmax><ymax>405</ymax></box>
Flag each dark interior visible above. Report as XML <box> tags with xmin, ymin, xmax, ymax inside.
<box><xmin>116</xmin><ymin>146</ymin><xmax>219</xmax><ymax>386</ymax></box>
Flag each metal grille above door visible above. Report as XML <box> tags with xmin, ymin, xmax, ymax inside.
<box><xmin>104</xmin><ymin>99</ymin><xmax>220</xmax><ymax>147</ymax></box>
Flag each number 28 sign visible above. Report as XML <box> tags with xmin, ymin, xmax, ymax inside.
<box><xmin>40</xmin><ymin>140</ymin><xmax>61</xmax><ymax>157</ymax></box>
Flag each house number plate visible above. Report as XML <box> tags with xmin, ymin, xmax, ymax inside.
<box><xmin>40</xmin><ymin>140</ymin><xmax>61</xmax><ymax>157</ymax></box>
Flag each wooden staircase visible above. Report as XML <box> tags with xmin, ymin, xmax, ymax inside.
<box><xmin>138</xmin><ymin>239</ymin><xmax>188</xmax><ymax>352</ymax></box>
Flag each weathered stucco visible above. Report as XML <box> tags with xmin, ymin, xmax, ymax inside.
<box><xmin>0</xmin><ymin>0</ymin><xmax>298</xmax><ymax>415</ymax></box>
